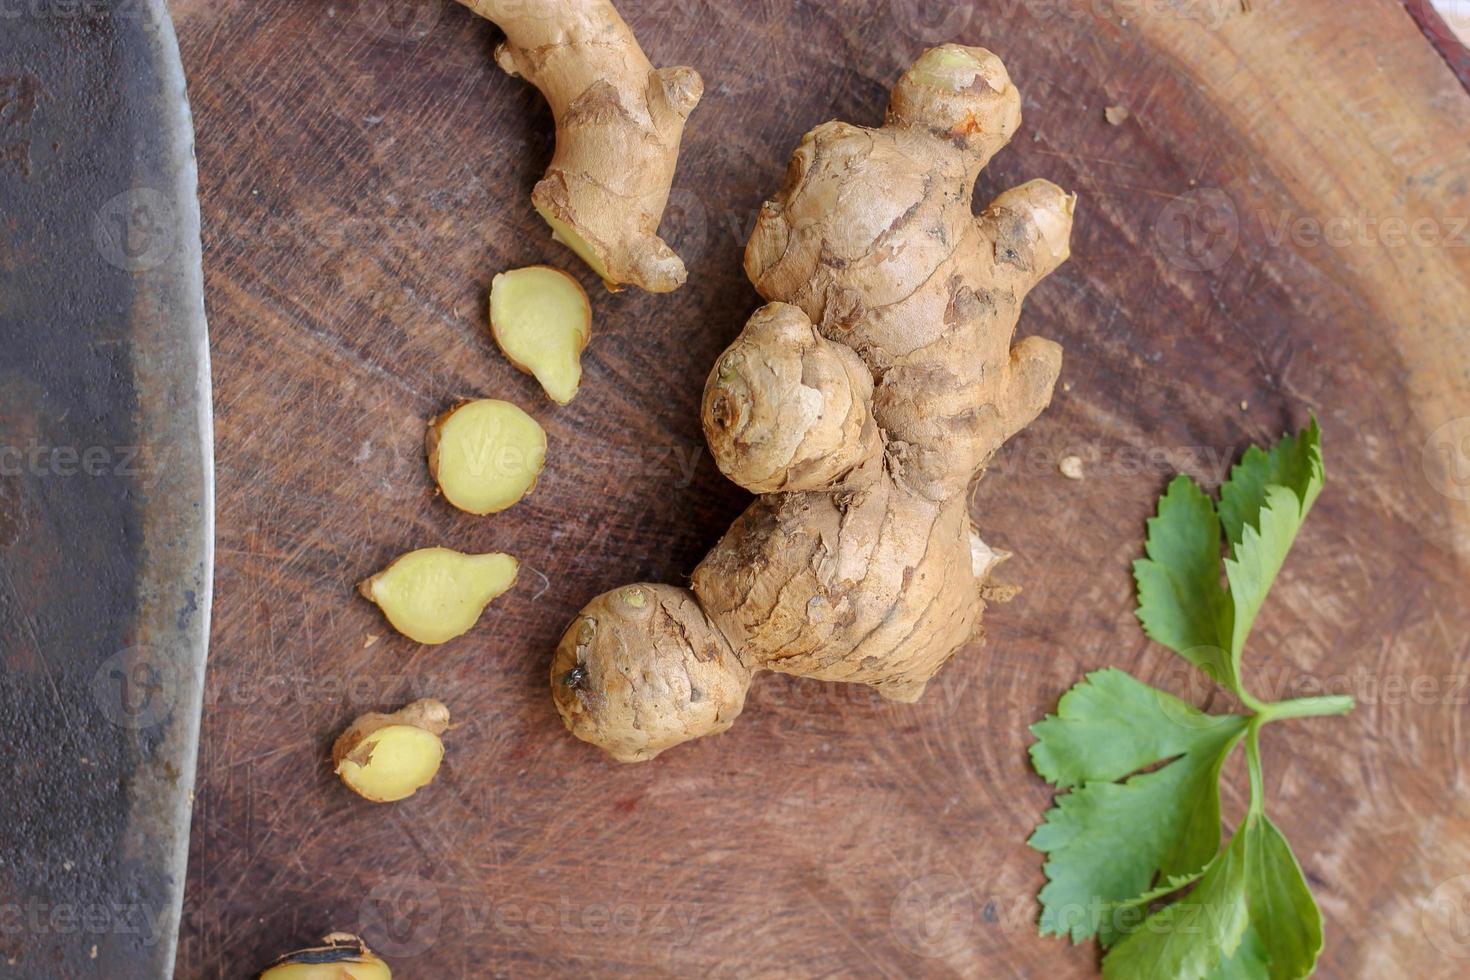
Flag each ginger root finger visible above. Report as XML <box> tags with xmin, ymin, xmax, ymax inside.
<box><xmin>702</xmin><ymin>303</ymin><xmax>883</xmax><ymax>494</ymax></box>
<box><xmin>333</xmin><ymin>699</ymin><xmax>450</xmax><ymax>803</ymax></box>
<box><xmin>426</xmin><ymin>398</ymin><xmax>547</xmax><ymax>514</ymax></box>
<box><xmin>550</xmin><ymin>585</ymin><xmax>751</xmax><ymax>763</ymax></box>
<box><xmin>359</xmin><ymin>548</ymin><xmax>518</xmax><ymax>645</ymax></box>
<box><xmin>456</xmin><ymin>0</ymin><xmax>702</xmax><ymax>292</ymax></box>
<box><xmin>258</xmin><ymin>933</ymin><xmax>391</xmax><ymax>979</ymax></box>
<box><xmin>553</xmin><ymin>45</ymin><xmax>1074</xmax><ymax>761</ymax></box>
<box><xmin>489</xmin><ymin>266</ymin><xmax>592</xmax><ymax>405</ymax></box>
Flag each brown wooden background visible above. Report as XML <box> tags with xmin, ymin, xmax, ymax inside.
<box><xmin>168</xmin><ymin>0</ymin><xmax>1470</xmax><ymax>976</ymax></box>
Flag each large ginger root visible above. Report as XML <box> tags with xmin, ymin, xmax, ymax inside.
<box><xmin>551</xmin><ymin>45</ymin><xmax>1075</xmax><ymax>762</ymax></box>
<box><xmin>456</xmin><ymin>0</ymin><xmax>703</xmax><ymax>292</ymax></box>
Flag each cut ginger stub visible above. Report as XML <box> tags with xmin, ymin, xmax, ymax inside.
<box><xmin>490</xmin><ymin>265</ymin><xmax>592</xmax><ymax>404</ymax></box>
<box><xmin>426</xmin><ymin>398</ymin><xmax>546</xmax><ymax>515</ymax></box>
<box><xmin>358</xmin><ymin>547</ymin><xmax>518</xmax><ymax>645</ymax></box>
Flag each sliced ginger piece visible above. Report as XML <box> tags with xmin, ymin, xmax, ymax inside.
<box><xmin>259</xmin><ymin>933</ymin><xmax>391</xmax><ymax>980</ymax></box>
<box><xmin>490</xmin><ymin>266</ymin><xmax>592</xmax><ymax>405</ymax></box>
<box><xmin>426</xmin><ymin>398</ymin><xmax>546</xmax><ymax>515</ymax></box>
<box><xmin>332</xmin><ymin>699</ymin><xmax>450</xmax><ymax>804</ymax></box>
<box><xmin>358</xmin><ymin>548</ymin><xmax>518</xmax><ymax>645</ymax></box>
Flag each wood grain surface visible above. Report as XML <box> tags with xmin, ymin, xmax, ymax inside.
<box><xmin>168</xmin><ymin>1</ymin><xmax>1470</xmax><ymax>976</ymax></box>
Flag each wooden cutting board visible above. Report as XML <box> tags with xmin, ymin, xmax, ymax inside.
<box><xmin>169</xmin><ymin>1</ymin><xmax>1470</xmax><ymax>976</ymax></box>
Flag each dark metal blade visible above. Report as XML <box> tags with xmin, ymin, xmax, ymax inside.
<box><xmin>0</xmin><ymin>2</ymin><xmax>212</xmax><ymax>976</ymax></box>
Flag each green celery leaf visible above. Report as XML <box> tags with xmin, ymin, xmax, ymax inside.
<box><xmin>1102</xmin><ymin>828</ymin><xmax>1250</xmax><ymax>979</ymax></box>
<box><xmin>1218</xmin><ymin>419</ymin><xmax>1323</xmax><ymax>549</ymax></box>
<box><xmin>1104</xmin><ymin>815</ymin><xmax>1324</xmax><ymax>980</ymax></box>
<box><xmin>1029</xmin><ymin>671</ymin><xmax>1248</xmax><ymax>942</ymax></box>
<box><xmin>1239</xmin><ymin>816</ymin><xmax>1323</xmax><ymax>979</ymax></box>
<box><xmin>1133</xmin><ymin>475</ymin><xmax>1233</xmax><ymax>688</ymax></box>
<box><xmin>1030</xmin><ymin>668</ymin><xmax>1244</xmax><ymax>788</ymax></box>
<box><xmin>1208</xmin><ymin>922</ymin><xmax>1270</xmax><ymax>979</ymax></box>
<box><xmin>1224</xmin><ymin>481</ymin><xmax>1321</xmax><ymax>668</ymax></box>
<box><xmin>1097</xmin><ymin>871</ymin><xmax>1204</xmax><ymax>949</ymax></box>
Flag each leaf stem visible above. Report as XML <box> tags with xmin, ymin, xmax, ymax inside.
<box><xmin>1245</xmin><ymin>719</ymin><xmax>1266</xmax><ymax>817</ymax></box>
<box><xmin>1256</xmin><ymin>695</ymin><xmax>1355</xmax><ymax>724</ymax></box>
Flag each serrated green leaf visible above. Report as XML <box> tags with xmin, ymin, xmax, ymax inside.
<box><xmin>1029</xmin><ymin>671</ymin><xmax>1247</xmax><ymax>943</ymax></box>
<box><xmin>1103</xmin><ymin>826</ymin><xmax>1250</xmax><ymax>979</ymax></box>
<box><xmin>1218</xmin><ymin>419</ymin><xmax>1323</xmax><ymax>550</ymax></box>
<box><xmin>1224</xmin><ymin>481</ymin><xmax>1319</xmax><ymax>667</ymax></box>
<box><xmin>1029</xmin><ymin>668</ymin><xmax>1245</xmax><ymax>789</ymax></box>
<box><xmin>1133</xmin><ymin>475</ymin><xmax>1233</xmax><ymax>688</ymax></box>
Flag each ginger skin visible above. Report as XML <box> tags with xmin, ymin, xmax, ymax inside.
<box><xmin>456</xmin><ymin>0</ymin><xmax>703</xmax><ymax>292</ymax></box>
<box><xmin>258</xmin><ymin>933</ymin><xmax>391</xmax><ymax>979</ymax></box>
<box><xmin>551</xmin><ymin>46</ymin><xmax>1075</xmax><ymax>762</ymax></box>
<box><xmin>333</xmin><ymin>699</ymin><xmax>451</xmax><ymax>803</ymax></box>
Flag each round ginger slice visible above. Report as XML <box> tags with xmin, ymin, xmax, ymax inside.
<box><xmin>333</xmin><ymin>699</ymin><xmax>449</xmax><ymax>804</ymax></box>
<box><xmin>358</xmin><ymin>548</ymin><xmax>518</xmax><ymax>645</ymax></box>
<box><xmin>489</xmin><ymin>266</ymin><xmax>592</xmax><ymax>405</ymax></box>
<box><xmin>426</xmin><ymin>399</ymin><xmax>547</xmax><ymax>515</ymax></box>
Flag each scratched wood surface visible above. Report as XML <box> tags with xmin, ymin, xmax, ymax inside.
<box><xmin>167</xmin><ymin>1</ymin><xmax>1470</xmax><ymax>976</ymax></box>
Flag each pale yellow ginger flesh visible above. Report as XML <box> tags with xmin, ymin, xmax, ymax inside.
<box><xmin>258</xmin><ymin>933</ymin><xmax>391</xmax><ymax>979</ymax></box>
<box><xmin>358</xmin><ymin>548</ymin><xmax>518</xmax><ymax>645</ymax></box>
<box><xmin>426</xmin><ymin>399</ymin><xmax>547</xmax><ymax>513</ymax></box>
<box><xmin>551</xmin><ymin>45</ymin><xmax>1076</xmax><ymax>762</ymax></box>
<box><xmin>332</xmin><ymin>700</ymin><xmax>450</xmax><ymax>803</ymax></box>
<box><xmin>455</xmin><ymin>0</ymin><xmax>703</xmax><ymax>292</ymax></box>
<box><xmin>489</xmin><ymin>267</ymin><xmax>592</xmax><ymax>405</ymax></box>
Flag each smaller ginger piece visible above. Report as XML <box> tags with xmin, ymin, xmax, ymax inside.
<box><xmin>333</xmin><ymin>699</ymin><xmax>450</xmax><ymax>803</ymax></box>
<box><xmin>426</xmin><ymin>398</ymin><xmax>547</xmax><ymax>513</ymax></box>
<box><xmin>489</xmin><ymin>267</ymin><xmax>593</xmax><ymax>404</ymax></box>
<box><xmin>258</xmin><ymin>933</ymin><xmax>391</xmax><ymax>979</ymax></box>
<box><xmin>455</xmin><ymin>0</ymin><xmax>703</xmax><ymax>292</ymax></box>
<box><xmin>359</xmin><ymin>548</ymin><xmax>518</xmax><ymax>645</ymax></box>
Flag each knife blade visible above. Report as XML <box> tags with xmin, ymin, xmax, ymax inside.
<box><xmin>0</xmin><ymin>1</ymin><xmax>212</xmax><ymax>976</ymax></box>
